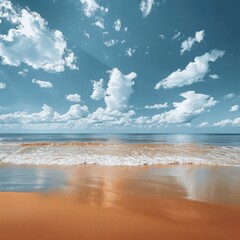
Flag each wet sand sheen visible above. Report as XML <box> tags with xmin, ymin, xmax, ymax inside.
<box><xmin>1</xmin><ymin>165</ymin><xmax>240</xmax><ymax>239</ymax></box>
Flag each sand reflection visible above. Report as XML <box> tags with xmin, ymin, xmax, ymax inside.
<box><xmin>67</xmin><ymin>165</ymin><xmax>240</xmax><ymax>207</ymax></box>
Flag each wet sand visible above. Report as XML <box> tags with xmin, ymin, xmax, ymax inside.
<box><xmin>1</xmin><ymin>165</ymin><xmax>240</xmax><ymax>240</ymax></box>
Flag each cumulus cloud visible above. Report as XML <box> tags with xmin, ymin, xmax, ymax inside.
<box><xmin>150</xmin><ymin>91</ymin><xmax>217</xmax><ymax>124</ymax></box>
<box><xmin>104</xmin><ymin>39</ymin><xmax>118</xmax><ymax>47</ymax></box>
<box><xmin>180</xmin><ymin>30</ymin><xmax>205</xmax><ymax>55</ymax></box>
<box><xmin>140</xmin><ymin>0</ymin><xmax>154</xmax><ymax>17</ymax></box>
<box><xmin>93</xmin><ymin>17</ymin><xmax>104</xmax><ymax>29</ymax></box>
<box><xmin>145</xmin><ymin>102</ymin><xmax>168</xmax><ymax>109</ymax></box>
<box><xmin>80</xmin><ymin>68</ymin><xmax>137</xmax><ymax>128</ymax></box>
<box><xmin>54</xmin><ymin>104</ymin><xmax>89</xmax><ymax>122</ymax></box>
<box><xmin>0</xmin><ymin>82</ymin><xmax>6</xmax><ymax>89</ymax></box>
<box><xmin>18</xmin><ymin>68</ymin><xmax>28</xmax><ymax>77</ymax></box>
<box><xmin>224</xmin><ymin>93</ymin><xmax>236</xmax><ymax>100</ymax></box>
<box><xmin>0</xmin><ymin>1</ymin><xmax>78</xmax><ymax>72</ymax></box>
<box><xmin>125</xmin><ymin>48</ymin><xmax>136</xmax><ymax>57</ymax></box>
<box><xmin>66</xmin><ymin>94</ymin><xmax>82</xmax><ymax>103</ymax></box>
<box><xmin>197</xmin><ymin>121</ymin><xmax>209</xmax><ymax>127</ymax></box>
<box><xmin>172</xmin><ymin>31</ymin><xmax>181</xmax><ymax>40</ymax></box>
<box><xmin>0</xmin><ymin>104</ymin><xmax>54</xmax><ymax>124</ymax></box>
<box><xmin>80</xmin><ymin>0</ymin><xmax>108</xmax><ymax>17</ymax></box>
<box><xmin>114</xmin><ymin>19</ymin><xmax>121</xmax><ymax>31</ymax></box>
<box><xmin>90</xmin><ymin>79</ymin><xmax>105</xmax><ymax>100</ymax></box>
<box><xmin>209</xmin><ymin>74</ymin><xmax>219</xmax><ymax>79</ymax></box>
<box><xmin>155</xmin><ymin>49</ymin><xmax>225</xmax><ymax>89</ymax></box>
<box><xmin>0</xmin><ymin>104</ymin><xmax>88</xmax><ymax>124</ymax></box>
<box><xmin>213</xmin><ymin>117</ymin><xmax>240</xmax><ymax>127</ymax></box>
<box><xmin>82</xmin><ymin>107</ymin><xmax>135</xmax><ymax>128</ymax></box>
<box><xmin>84</xmin><ymin>30</ymin><xmax>90</xmax><ymax>38</ymax></box>
<box><xmin>32</xmin><ymin>79</ymin><xmax>53</xmax><ymax>88</ymax></box>
<box><xmin>159</xmin><ymin>34</ymin><xmax>165</xmax><ymax>40</ymax></box>
<box><xmin>230</xmin><ymin>105</ymin><xmax>239</xmax><ymax>112</ymax></box>
<box><xmin>105</xmin><ymin>68</ymin><xmax>137</xmax><ymax>111</ymax></box>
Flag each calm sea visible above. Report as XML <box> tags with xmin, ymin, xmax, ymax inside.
<box><xmin>0</xmin><ymin>133</ymin><xmax>240</xmax><ymax>146</ymax></box>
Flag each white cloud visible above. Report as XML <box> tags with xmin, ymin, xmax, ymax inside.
<box><xmin>79</xmin><ymin>0</ymin><xmax>108</xmax><ymax>17</ymax></box>
<box><xmin>0</xmin><ymin>82</ymin><xmax>6</xmax><ymax>89</ymax></box>
<box><xmin>230</xmin><ymin>105</ymin><xmax>239</xmax><ymax>112</ymax></box>
<box><xmin>172</xmin><ymin>31</ymin><xmax>181</xmax><ymax>40</ymax></box>
<box><xmin>125</xmin><ymin>48</ymin><xmax>136</xmax><ymax>57</ymax></box>
<box><xmin>77</xmin><ymin>68</ymin><xmax>137</xmax><ymax>129</ymax></box>
<box><xmin>197</xmin><ymin>121</ymin><xmax>209</xmax><ymax>127</ymax></box>
<box><xmin>145</xmin><ymin>102</ymin><xmax>168</xmax><ymax>109</ymax></box>
<box><xmin>140</xmin><ymin>0</ymin><xmax>154</xmax><ymax>17</ymax></box>
<box><xmin>114</xmin><ymin>19</ymin><xmax>121</xmax><ymax>31</ymax></box>
<box><xmin>80</xmin><ymin>0</ymin><xmax>99</xmax><ymax>17</ymax></box>
<box><xmin>104</xmin><ymin>39</ymin><xmax>118</xmax><ymax>47</ymax></box>
<box><xmin>93</xmin><ymin>17</ymin><xmax>104</xmax><ymax>29</ymax></box>
<box><xmin>54</xmin><ymin>104</ymin><xmax>88</xmax><ymax>122</ymax></box>
<box><xmin>213</xmin><ymin>117</ymin><xmax>240</xmax><ymax>127</ymax></box>
<box><xmin>32</xmin><ymin>79</ymin><xmax>53</xmax><ymax>88</ymax></box>
<box><xmin>155</xmin><ymin>49</ymin><xmax>225</xmax><ymax>89</ymax></box>
<box><xmin>18</xmin><ymin>68</ymin><xmax>28</xmax><ymax>77</ymax></box>
<box><xmin>66</xmin><ymin>94</ymin><xmax>82</xmax><ymax>103</ymax></box>
<box><xmin>0</xmin><ymin>1</ymin><xmax>78</xmax><ymax>72</ymax></box>
<box><xmin>74</xmin><ymin>107</ymin><xmax>135</xmax><ymax>129</ymax></box>
<box><xmin>209</xmin><ymin>74</ymin><xmax>219</xmax><ymax>79</ymax></box>
<box><xmin>150</xmin><ymin>91</ymin><xmax>217</xmax><ymax>124</ymax></box>
<box><xmin>0</xmin><ymin>104</ymin><xmax>88</xmax><ymax>124</ymax></box>
<box><xmin>65</xmin><ymin>53</ymin><xmax>78</xmax><ymax>70</ymax></box>
<box><xmin>90</xmin><ymin>79</ymin><xmax>105</xmax><ymax>100</ymax></box>
<box><xmin>0</xmin><ymin>104</ymin><xmax>55</xmax><ymax>124</ymax></box>
<box><xmin>180</xmin><ymin>30</ymin><xmax>205</xmax><ymax>55</ymax></box>
<box><xmin>159</xmin><ymin>34</ymin><xmax>165</xmax><ymax>40</ymax></box>
<box><xmin>105</xmin><ymin>68</ymin><xmax>137</xmax><ymax>112</ymax></box>
<box><xmin>224</xmin><ymin>93</ymin><xmax>236</xmax><ymax>100</ymax></box>
<box><xmin>84</xmin><ymin>30</ymin><xmax>90</xmax><ymax>38</ymax></box>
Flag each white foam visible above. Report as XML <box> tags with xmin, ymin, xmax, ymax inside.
<box><xmin>1</xmin><ymin>144</ymin><xmax>240</xmax><ymax>167</ymax></box>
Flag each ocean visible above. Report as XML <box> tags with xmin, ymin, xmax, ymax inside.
<box><xmin>0</xmin><ymin>133</ymin><xmax>240</xmax><ymax>166</ymax></box>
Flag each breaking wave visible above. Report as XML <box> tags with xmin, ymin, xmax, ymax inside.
<box><xmin>1</xmin><ymin>142</ymin><xmax>240</xmax><ymax>166</ymax></box>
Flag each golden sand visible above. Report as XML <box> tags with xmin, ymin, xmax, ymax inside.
<box><xmin>1</xmin><ymin>192</ymin><xmax>240</xmax><ymax>240</ymax></box>
<box><xmin>1</xmin><ymin>165</ymin><xmax>240</xmax><ymax>240</ymax></box>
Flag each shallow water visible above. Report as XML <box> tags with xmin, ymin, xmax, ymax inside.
<box><xmin>0</xmin><ymin>165</ymin><xmax>67</xmax><ymax>192</ymax></box>
<box><xmin>1</xmin><ymin>164</ymin><xmax>240</xmax><ymax>205</ymax></box>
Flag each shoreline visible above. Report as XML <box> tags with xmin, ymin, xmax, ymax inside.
<box><xmin>1</xmin><ymin>141</ymin><xmax>240</xmax><ymax>166</ymax></box>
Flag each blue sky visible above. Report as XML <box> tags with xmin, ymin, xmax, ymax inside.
<box><xmin>0</xmin><ymin>0</ymin><xmax>239</xmax><ymax>133</ymax></box>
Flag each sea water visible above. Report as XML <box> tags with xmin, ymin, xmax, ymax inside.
<box><xmin>0</xmin><ymin>133</ymin><xmax>240</xmax><ymax>166</ymax></box>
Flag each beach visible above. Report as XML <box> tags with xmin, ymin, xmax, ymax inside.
<box><xmin>0</xmin><ymin>0</ymin><xmax>239</xmax><ymax>238</ymax></box>
<box><xmin>1</xmin><ymin>164</ymin><xmax>240</xmax><ymax>240</ymax></box>
<box><xmin>1</xmin><ymin>134</ymin><xmax>240</xmax><ymax>239</ymax></box>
